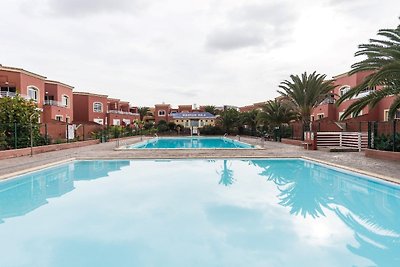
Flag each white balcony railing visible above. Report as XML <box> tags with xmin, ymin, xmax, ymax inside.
<box><xmin>108</xmin><ymin>110</ymin><xmax>139</xmax><ymax>116</ymax></box>
<box><xmin>354</xmin><ymin>89</ymin><xmax>374</xmax><ymax>99</ymax></box>
<box><xmin>0</xmin><ymin>91</ymin><xmax>17</xmax><ymax>97</ymax></box>
<box><xmin>44</xmin><ymin>100</ymin><xmax>67</xmax><ymax>107</ymax></box>
<box><xmin>0</xmin><ymin>91</ymin><xmax>33</xmax><ymax>101</ymax></box>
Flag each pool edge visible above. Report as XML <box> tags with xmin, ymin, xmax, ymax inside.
<box><xmin>301</xmin><ymin>156</ymin><xmax>400</xmax><ymax>185</ymax></box>
<box><xmin>0</xmin><ymin>158</ymin><xmax>76</xmax><ymax>181</ymax></box>
<box><xmin>1</xmin><ymin>156</ymin><xmax>397</xmax><ymax>186</ymax></box>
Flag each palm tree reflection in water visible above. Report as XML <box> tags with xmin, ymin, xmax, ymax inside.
<box><xmin>217</xmin><ymin>160</ymin><xmax>235</xmax><ymax>187</ymax></box>
<box><xmin>250</xmin><ymin>159</ymin><xmax>400</xmax><ymax>266</ymax></box>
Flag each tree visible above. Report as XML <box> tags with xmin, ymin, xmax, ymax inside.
<box><xmin>239</xmin><ymin>109</ymin><xmax>259</xmax><ymax>135</ymax></box>
<box><xmin>278</xmin><ymin>72</ymin><xmax>336</xmax><ymax>130</ymax></box>
<box><xmin>204</xmin><ymin>105</ymin><xmax>217</xmax><ymax>115</ymax></box>
<box><xmin>0</xmin><ymin>95</ymin><xmax>42</xmax><ymax>149</ymax></box>
<box><xmin>337</xmin><ymin>20</ymin><xmax>400</xmax><ymax>120</ymax></box>
<box><xmin>257</xmin><ymin>99</ymin><xmax>297</xmax><ymax>127</ymax></box>
<box><xmin>218</xmin><ymin>108</ymin><xmax>239</xmax><ymax>134</ymax></box>
<box><xmin>138</xmin><ymin>106</ymin><xmax>150</xmax><ymax>121</ymax></box>
<box><xmin>156</xmin><ymin>120</ymin><xmax>169</xmax><ymax>133</ymax></box>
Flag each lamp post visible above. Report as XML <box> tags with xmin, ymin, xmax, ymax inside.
<box><xmin>5</xmin><ymin>81</ymin><xmax>9</xmax><ymax>96</ymax></box>
<box><xmin>29</xmin><ymin>113</ymin><xmax>35</xmax><ymax>157</ymax></box>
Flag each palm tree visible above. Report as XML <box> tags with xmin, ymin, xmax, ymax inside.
<box><xmin>204</xmin><ymin>105</ymin><xmax>217</xmax><ymax>115</ymax></box>
<box><xmin>278</xmin><ymin>72</ymin><xmax>336</xmax><ymax>130</ymax></box>
<box><xmin>257</xmin><ymin>99</ymin><xmax>297</xmax><ymax>128</ymax></box>
<box><xmin>337</xmin><ymin>20</ymin><xmax>400</xmax><ymax>119</ymax></box>
<box><xmin>218</xmin><ymin>108</ymin><xmax>239</xmax><ymax>134</ymax></box>
<box><xmin>239</xmin><ymin>109</ymin><xmax>259</xmax><ymax>135</ymax></box>
<box><xmin>137</xmin><ymin>107</ymin><xmax>150</xmax><ymax>121</ymax></box>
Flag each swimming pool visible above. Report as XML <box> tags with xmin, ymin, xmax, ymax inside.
<box><xmin>127</xmin><ymin>137</ymin><xmax>255</xmax><ymax>149</ymax></box>
<box><xmin>0</xmin><ymin>159</ymin><xmax>399</xmax><ymax>266</ymax></box>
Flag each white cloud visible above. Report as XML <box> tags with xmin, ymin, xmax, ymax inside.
<box><xmin>0</xmin><ymin>0</ymin><xmax>399</xmax><ymax>107</ymax></box>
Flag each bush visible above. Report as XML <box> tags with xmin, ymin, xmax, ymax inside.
<box><xmin>156</xmin><ymin>120</ymin><xmax>169</xmax><ymax>133</ymax></box>
<box><xmin>201</xmin><ymin>125</ymin><xmax>224</xmax><ymax>135</ymax></box>
<box><xmin>374</xmin><ymin>133</ymin><xmax>400</xmax><ymax>152</ymax></box>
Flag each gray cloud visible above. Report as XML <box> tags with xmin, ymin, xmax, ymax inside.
<box><xmin>164</xmin><ymin>88</ymin><xmax>198</xmax><ymax>98</ymax></box>
<box><xmin>46</xmin><ymin>0</ymin><xmax>146</xmax><ymax>17</ymax></box>
<box><xmin>205</xmin><ymin>2</ymin><xmax>297</xmax><ymax>51</ymax></box>
<box><xmin>206</xmin><ymin>27</ymin><xmax>265</xmax><ymax>51</ymax></box>
<box><xmin>229</xmin><ymin>2</ymin><xmax>297</xmax><ymax>27</ymax></box>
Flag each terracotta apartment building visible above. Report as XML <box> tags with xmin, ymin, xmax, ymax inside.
<box><xmin>239</xmin><ymin>71</ymin><xmax>398</xmax><ymax>124</ymax></box>
<box><xmin>0</xmin><ymin>65</ymin><xmax>46</xmax><ymax>118</ymax></box>
<box><xmin>43</xmin><ymin>80</ymin><xmax>74</xmax><ymax>123</ymax></box>
<box><xmin>311</xmin><ymin>71</ymin><xmax>398</xmax><ymax>122</ymax></box>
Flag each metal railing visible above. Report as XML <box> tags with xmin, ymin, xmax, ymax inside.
<box><xmin>0</xmin><ymin>91</ymin><xmax>32</xmax><ymax>100</ymax></box>
<box><xmin>107</xmin><ymin>110</ymin><xmax>139</xmax><ymax>115</ymax></box>
<box><xmin>0</xmin><ymin>91</ymin><xmax>17</xmax><ymax>97</ymax></box>
<box><xmin>44</xmin><ymin>100</ymin><xmax>67</xmax><ymax>107</ymax></box>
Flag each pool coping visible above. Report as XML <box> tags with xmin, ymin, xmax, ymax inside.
<box><xmin>0</xmin><ymin>158</ymin><xmax>76</xmax><ymax>181</ymax></box>
<box><xmin>115</xmin><ymin>136</ymin><xmax>260</xmax><ymax>150</ymax></box>
<box><xmin>0</xmin><ymin>155</ymin><xmax>398</xmax><ymax>185</ymax></box>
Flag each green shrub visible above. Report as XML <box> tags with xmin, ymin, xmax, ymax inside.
<box><xmin>374</xmin><ymin>133</ymin><xmax>400</xmax><ymax>152</ymax></box>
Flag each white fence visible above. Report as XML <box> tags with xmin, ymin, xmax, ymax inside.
<box><xmin>316</xmin><ymin>132</ymin><xmax>368</xmax><ymax>151</ymax></box>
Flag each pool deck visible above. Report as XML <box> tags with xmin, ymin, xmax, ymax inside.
<box><xmin>0</xmin><ymin>136</ymin><xmax>399</xmax><ymax>183</ymax></box>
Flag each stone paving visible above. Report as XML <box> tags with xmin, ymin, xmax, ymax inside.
<box><xmin>0</xmin><ymin>136</ymin><xmax>399</xmax><ymax>182</ymax></box>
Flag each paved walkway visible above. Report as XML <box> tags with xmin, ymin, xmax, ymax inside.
<box><xmin>0</xmin><ymin>136</ymin><xmax>399</xmax><ymax>182</ymax></box>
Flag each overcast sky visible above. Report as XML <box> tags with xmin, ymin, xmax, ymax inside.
<box><xmin>0</xmin><ymin>0</ymin><xmax>398</xmax><ymax>107</ymax></box>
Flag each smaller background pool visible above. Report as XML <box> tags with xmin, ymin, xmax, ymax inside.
<box><xmin>127</xmin><ymin>137</ymin><xmax>255</xmax><ymax>149</ymax></box>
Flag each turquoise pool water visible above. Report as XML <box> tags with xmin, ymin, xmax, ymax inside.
<box><xmin>0</xmin><ymin>159</ymin><xmax>399</xmax><ymax>267</ymax></box>
<box><xmin>128</xmin><ymin>137</ymin><xmax>254</xmax><ymax>149</ymax></box>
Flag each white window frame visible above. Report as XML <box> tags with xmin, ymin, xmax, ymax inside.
<box><xmin>384</xmin><ymin>109</ymin><xmax>389</xmax><ymax>121</ymax></box>
<box><xmin>61</xmin><ymin>94</ymin><xmax>69</xmax><ymax>107</ymax></box>
<box><xmin>93</xmin><ymin>102</ymin><xmax>103</xmax><ymax>113</ymax></box>
<box><xmin>27</xmin><ymin>86</ymin><xmax>39</xmax><ymax>102</ymax></box>
<box><xmin>55</xmin><ymin>115</ymin><xmax>63</xmax><ymax>121</ymax></box>
<box><xmin>317</xmin><ymin>113</ymin><xmax>324</xmax><ymax>120</ymax></box>
<box><xmin>113</xmin><ymin>119</ymin><xmax>121</xmax><ymax>126</ymax></box>
<box><xmin>339</xmin><ymin>85</ymin><xmax>350</xmax><ymax>97</ymax></box>
<box><xmin>158</xmin><ymin>110</ymin><xmax>166</xmax><ymax>116</ymax></box>
<box><xmin>338</xmin><ymin>112</ymin><xmax>345</xmax><ymax>121</ymax></box>
<box><xmin>94</xmin><ymin>118</ymin><xmax>104</xmax><ymax>125</ymax></box>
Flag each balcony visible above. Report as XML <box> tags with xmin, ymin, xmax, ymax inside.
<box><xmin>0</xmin><ymin>91</ymin><xmax>33</xmax><ymax>101</ymax></box>
<box><xmin>108</xmin><ymin>110</ymin><xmax>139</xmax><ymax>116</ymax></box>
<box><xmin>320</xmin><ymin>97</ymin><xmax>335</xmax><ymax>105</ymax></box>
<box><xmin>354</xmin><ymin>89</ymin><xmax>374</xmax><ymax>99</ymax></box>
<box><xmin>0</xmin><ymin>91</ymin><xmax>16</xmax><ymax>97</ymax></box>
<box><xmin>44</xmin><ymin>100</ymin><xmax>67</xmax><ymax>107</ymax></box>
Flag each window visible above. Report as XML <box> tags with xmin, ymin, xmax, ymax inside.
<box><xmin>62</xmin><ymin>95</ymin><xmax>69</xmax><ymax>107</ymax></box>
<box><xmin>55</xmin><ymin>115</ymin><xmax>63</xmax><ymax>121</ymax></box>
<box><xmin>311</xmin><ymin>115</ymin><xmax>314</xmax><ymax>122</ymax></box>
<box><xmin>338</xmin><ymin>112</ymin><xmax>345</xmax><ymax>121</ymax></box>
<box><xmin>158</xmin><ymin>110</ymin><xmax>166</xmax><ymax>116</ymax></box>
<box><xmin>66</xmin><ymin>117</ymin><xmax>70</xmax><ymax>123</ymax></box>
<box><xmin>339</xmin><ymin>85</ymin><xmax>350</xmax><ymax>97</ymax></box>
<box><xmin>93</xmin><ymin>102</ymin><xmax>103</xmax><ymax>113</ymax></box>
<box><xmin>317</xmin><ymin>113</ymin><xmax>324</xmax><ymax>120</ymax></box>
<box><xmin>94</xmin><ymin>118</ymin><xmax>104</xmax><ymax>125</ymax></box>
<box><xmin>27</xmin><ymin>86</ymin><xmax>39</xmax><ymax>101</ymax></box>
<box><xmin>113</xmin><ymin>119</ymin><xmax>121</xmax><ymax>125</ymax></box>
<box><xmin>383</xmin><ymin>109</ymin><xmax>400</xmax><ymax>121</ymax></box>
